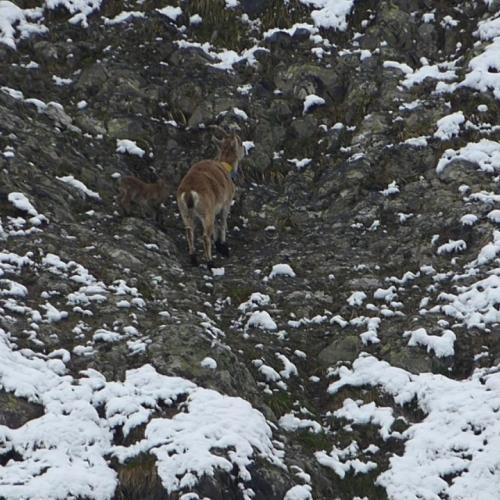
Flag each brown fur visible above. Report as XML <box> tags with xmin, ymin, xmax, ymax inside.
<box><xmin>177</xmin><ymin>133</ymin><xmax>245</xmax><ymax>266</ymax></box>
<box><xmin>118</xmin><ymin>176</ymin><xmax>169</xmax><ymax>222</ymax></box>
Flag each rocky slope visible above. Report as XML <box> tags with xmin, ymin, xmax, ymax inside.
<box><xmin>0</xmin><ymin>1</ymin><xmax>499</xmax><ymax>499</ymax></box>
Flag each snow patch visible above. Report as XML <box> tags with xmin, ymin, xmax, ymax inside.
<box><xmin>436</xmin><ymin>239</ymin><xmax>466</xmax><ymax>255</ymax></box>
<box><xmin>246</xmin><ymin>311</ymin><xmax>278</xmax><ymax>331</ymax></box>
<box><xmin>238</xmin><ymin>292</ymin><xmax>271</xmax><ymax>312</ymax></box>
<box><xmin>269</xmin><ymin>263</ymin><xmax>296</xmax><ymax>279</ymax></box>
<box><xmin>200</xmin><ymin>357</ymin><xmax>217</xmax><ymax>369</ymax></box>
<box><xmin>284</xmin><ymin>484</ymin><xmax>313</xmax><ymax>500</ymax></box>
<box><xmin>116</xmin><ymin>139</ymin><xmax>146</xmax><ymax>158</ymax></box>
<box><xmin>434</xmin><ymin>111</ymin><xmax>465</xmax><ymax>140</ymax></box>
<box><xmin>404</xmin><ymin>328</ymin><xmax>456</xmax><ymax>358</ymax></box>
<box><xmin>348</xmin><ymin>291</ymin><xmax>367</xmax><ymax>307</ymax></box>
<box><xmin>104</xmin><ymin>11</ymin><xmax>145</xmax><ymax>25</ymax></box>
<box><xmin>156</xmin><ymin>5</ymin><xmax>182</xmax><ymax>21</ymax></box>
<box><xmin>0</xmin><ymin>329</ymin><xmax>283</xmax><ymax>497</ymax></box>
<box><xmin>56</xmin><ymin>175</ymin><xmax>101</xmax><ymax>200</ymax></box>
<box><xmin>316</xmin><ymin>440</ymin><xmax>377</xmax><ymax>478</ymax></box>
<box><xmin>299</xmin><ymin>0</ymin><xmax>355</xmax><ymax>31</ymax></box>
<box><xmin>334</xmin><ymin>398</ymin><xmax>396</xmax><ymax>440</ymax></box>
<box><xmin>437</xmin><ymin>139</ymin><xmax>500</xmax><ymax>175</ymax></box>
<box><xmin>328</xmin><ymin>355</ymin><xmax>500</xmax><ymax>500</ymax></box>
<box><xmin>0</xmin><ymin>1</ymin><xmax>47</xmax><ymax>50</ymax></box>
<box><xmin>303</xmin><ymin>94</ymin><xmax>325</xmax><ymax>114</ymax></box>
<box><xmin>279</xmin><ymin>413</ymin><xmax>321</xmax><ymax>433</ymax></box>
<box><xmin>380</xmin><ymin>181</ymin><xmax>399</xmax><ymax>196</ymax></box>
<box><xmin>46</xmin><ymin>0</ymin><xmax>103</xmax><ymax>28</ymax></box>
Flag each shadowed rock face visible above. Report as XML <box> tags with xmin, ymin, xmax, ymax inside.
<box><xmin>0</xmin><ymin>392</ymin><xmax>43</xmax><ymax>429</ymax></box>
<box><xmin>0</xmin><ymin>0</ymin><xmax>499</xmax><ymax>498</ymax></box>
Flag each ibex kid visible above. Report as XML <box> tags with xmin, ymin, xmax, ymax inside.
<box><xmin>118</xmin><ymin>176</ymin><xmax>169</xmax><ymax>224</ymax></box>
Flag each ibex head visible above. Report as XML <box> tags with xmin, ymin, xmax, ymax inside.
<box><xmin>211</xmin><ymin>126</ymin><xmax>245</xmax><ymax>173</ymax></box>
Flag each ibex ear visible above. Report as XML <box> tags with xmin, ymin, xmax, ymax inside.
<box><xmin>213</xmin><ymin>135</ymin><xmax>224</xmax><ymax>147</ymax></box>
<box><xmin>233</xmin><ymin>134</ymin><xmax>243</xmax><ymax>151</ymax></box>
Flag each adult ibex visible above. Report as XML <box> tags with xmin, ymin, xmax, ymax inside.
<box><xmin>177</xmin><ymin>127</ymin><xmax>245</xmax><ymax>267</ymax></box>
<box><xmin>118</xmin><ymin>176</ymin><xmax>169</xmax><ymax>224</ymax></box>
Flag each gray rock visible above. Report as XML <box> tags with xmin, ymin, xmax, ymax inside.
<box><xmin>318</xmin><ymin>335</ymin><xmax>361</xmax><ymax>366</ymax></box>
<box><xmin>436</xmin><ymin>159</ymin><xmax>483</xmax><ymax>184</ymax></box>
<box><xmin>0</xmin><ymin>392</ymin><xmax>43</xmax><ymax>429</ymax></box>
<box><xmin>75</xmin><ymin>63</ymin><xmax>109</xmax><ymax>94</ymax></box>
<box><xmin>384</xmin><ymin>347</ymin><xmax>433</xmax><ymax>374</ymax></box>
<box><xmin>74</xmin><ymin>113</ymin><xmax>107</xmax><ymax>135</ymax></box>
<box><xmin>347</xmin><ymin>277</ymin><xmax>383</xmax><ymax>290</ymax></box>
<box><xmin>106</xmin><ymin>117</ymin><xmax>146</xmax><ymax>139</ymax></box>
<box><xmin>44</xmin><ymin>102</ymin><xmax>80</xmax><ymax>132</ymax></box>
<box><xmin>290</xmin><ymin>116</ymin><xmax>319</xmax><ymax>140</ymax></box>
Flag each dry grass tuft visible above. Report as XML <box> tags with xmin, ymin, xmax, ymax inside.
<box><xmin>114</xmin><ymin>453</ymin><xmax>166</xmax><ymax>500</ymax></box>
<box><xmin>260</xmin><ymin>0</ymin><xmax>310</xmax><ymax>31</ymax></box>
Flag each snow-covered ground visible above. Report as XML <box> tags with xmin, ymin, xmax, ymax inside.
<box><xmin>329</xmin><ymin>355</ymin><xmax>500</xmax><ymax>499</ymax></box>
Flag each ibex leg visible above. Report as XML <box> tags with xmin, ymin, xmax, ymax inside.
<box><xmin>202</xmin><ymin>217</ymin><xmax>215</xmax><ymax>267</ymax></box>
<box><xmin>215</xmin><ymin>206</ymin><xmax>230</xmax><ymax>257</ymax></box>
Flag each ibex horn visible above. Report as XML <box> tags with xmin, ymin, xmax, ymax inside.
<box><xmin>209</xmin><ymin>124</ymin><xmax>229</xmax><ymax>137</ymax></box>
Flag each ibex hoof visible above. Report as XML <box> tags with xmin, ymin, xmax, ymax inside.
<box><xmin>190</xmin><ymin>254</ymin><xmax>198</xmax><ymax>266</ymax></box>
<box><xmin>206</xmin><ymin>260</ymin><xmax>214</xmax><ymax>269</ymax></box>
<box><xmin>215</xmin><ymin>241</ymin><xmax>230</xmax><ymax>257</ymax></box>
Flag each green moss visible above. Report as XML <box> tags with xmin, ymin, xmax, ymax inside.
<box><xmin>324</xmin><ymin>386</ymin><xmax>391</xmax><ymax>416</ymax></box>
<box><xmin>101</xmin><ymin>0</ymin><xmax>125</xmax><ymax>18</ymax></box>
<box><xmin>225</xmin><ymin>285</ymin><xmax>255</xmax><ymax>306</ymax></box>
<box><xmin>122</xmin><ymin>452</ymin><xmax>155</xmax><ymax>471</ymax></box>
<box><xmin>398</xmin><ymin>121</ymin><xmax>434</xmax><ymax>141</ymax></box>
<box><xmin>265</xmin><ymin>391</ymin><xmax>294</xmax><ymax>415</ymax></box>
<box><xmin>336</xmin><ymin>470</ymin><xmax>387</xmax><ymax>499</ymax></box>
<box><xmin>295</xmin><ymin>429</ymin><xmax>331</xmax><ymax>453</ymax></box>
<box><xmin>1</xmin><ymin>393</ymin><xmax>22</xmax><ymax>411</ymax></box>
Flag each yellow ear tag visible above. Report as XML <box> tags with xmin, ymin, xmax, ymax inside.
<box><xmin>221</xmin><ymin>161</ymin><xmax>233</xmax><ymax>174</ymax></box>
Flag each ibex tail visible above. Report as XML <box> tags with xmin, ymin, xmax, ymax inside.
<box><xmin>184</xmin><ymin>191</ymin><xmax>197</xmax><ymax>209</ymax></box>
